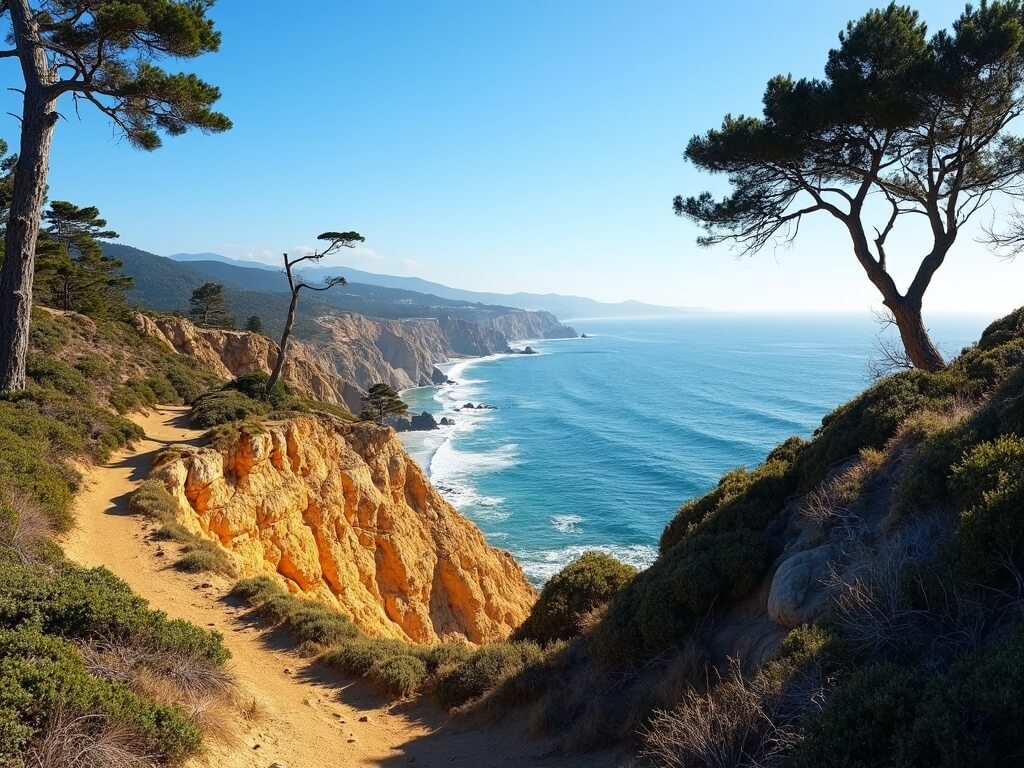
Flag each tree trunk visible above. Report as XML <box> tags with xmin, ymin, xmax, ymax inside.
<box><xmin>886</xmin><ymin>297</ymin><xmax>945</xmax><ymax>373</ymax></box>
<box><xmin>267</xmin><ymin>289</ymin><xmax>298</xmax><ymax>393</ymax></box>
<box><xmin>0</xmin><ymin>2</ymin><xmax>58</xmax><ymax>394</ymax></box>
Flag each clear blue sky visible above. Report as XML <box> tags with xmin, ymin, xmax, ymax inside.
<box><xmin>5</xmin><ymin>0</ymin><xmax>1023</xmax><ymax>313</ymax></box>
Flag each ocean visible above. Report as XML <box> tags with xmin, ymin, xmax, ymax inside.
<box><xmin>399</xmin><ymin>313</ymin><xmax>988</xmax><ymax>586</ymax></box>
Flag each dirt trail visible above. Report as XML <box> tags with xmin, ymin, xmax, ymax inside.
<box><xmin>63</xmin><ymin>406</ymin><xmax>603</xmax><ymax>768</ymax></box>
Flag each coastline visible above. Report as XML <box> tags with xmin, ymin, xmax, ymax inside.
<box><xmin>397</xmin><ymin>336</ymin><xmax>576</xmax><ymax>476</ymax></box>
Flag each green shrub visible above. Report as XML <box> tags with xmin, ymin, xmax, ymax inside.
<box><xmin>369</xmin><ymin>655</ymin><xmax>429</xmax><ymax>697</ymax></box>
<box><xmin>790</xmin><ymin>663</ymin><xmax>928</xmax><ymax>768</ymax></box>
<box><xmin>204</xmin><ymin>416</ymin><xmax>267</xmax><ymax>450</ymax></box>
<box><xmin>288</xmin><ymin>606</ymin><xmax>359</xmax><ymax>646</ymax></box>
<box><xmin>794</xmin><ymin>369</ymin><xmax>964</xmax><ymax>486</ymax></box>
<box><xmin>26</xmin><ymin>356</ymin><xmax>91</xmax><ymax>397</ymax></box>
<box><xmin>28</xmin><ymin>308</ymin><xmax>71</xmax><ymax>354</ymax></box>
<box><xmin>0</xmin><ymin>561</ymin><xmax>228</xmax><ymax>665</ymax></box>
<box><xmin>944</xmin><ymin>436</ymin><xmax>1024</xmax><ymax>584</ymax></box>
<box><xmin>230</xmin><ymin>575</ymin><xmax>280</xmax><ymax>603</ymax></box>
<box><xmin>513</xmin><ymin>552</ymin><xmax>635</xmax><ymax>644</ymax></box>
<box><xmin>228</xmin><ymin>371</ymin><xmax>289</xmax><ymax>407</ymax></box>
<box><xmin>436</xmin><ymin>641</ymin><xmax>545</xmax><ymax>708</ymax></box>
<box><xmin>108</xmin><ymin>378</ymin><xmax>158</xmax><ymax>413</ymax></box>
<box><xmin>190</xmin><ymin>391</ymin><xmax>270</xmax><ymax>428</ymax></box>
<box><xmin>174</xmin><ymin>540</ymin><xmax>235</xmax><ymax>577</ymax></box>
<box><xmin>792</xmin><ymin>631</ymin><xmax>1024</xmax><ymax>768</ymax></box>
<box><xmin>324</xmin><ymin>637</ymin><xmax>410</xmax><ymax>677</ymax></box>
<box><xmin>128</xmin><ymin>479</ymin><xmax>178</xmax><ymax>524</ymax></box>
<box><xmin>593</xmin><ymin>530</ymin><xmax>770</xmax><ymax>665</ymax></box>
<box><xmin>0</xmin><ymin>627</ymin><xmax>203</xmax><ymax>764</ymax></box>
<box><xmin>661</xmin><ymin>451</ymin><xmax>799</xmax><ymax>554</ymax></box>
<box><xmin>163</xmin><ymin>359</ymin><xmax>218</xmax><ymax>404</ymax></box>
<box><xmin>74</xmin><ymin>354</ymin><xmax>110</xmax><ymax>379</ymax></box>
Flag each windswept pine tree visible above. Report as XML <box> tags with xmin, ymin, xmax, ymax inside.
<box><xmin>676</xmin><ymin>2</ymin><xmax>1024</xmax><ymax>371</ymax></box>
<box><xmin>266</xmin><ymin>231</ymin><xmax>363</xmax><ymax>394</ymax></box>
<box><xmin>361</xmin><ymin>383</ymin><xmax>409</xmax><ymax>424</ymax></box>
<box><xmin>0</xmin><ymin>0</ymin><xmax>230</xmax><ymax>393</ymax></box>
<box><xmin>189</xmin><ymin>282</ymin><xmax>234</xmax><ymax>327</ymax></box>
<box><xmin>34</xmin><ymin>201</ymin><xmax>133</xmax><ymax>317</ymax></box>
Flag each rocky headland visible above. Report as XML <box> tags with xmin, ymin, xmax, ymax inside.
<box><xmin>151</xmin><ymin>414</ymin><xmax>537</xmax><ymax>644</ymax></box>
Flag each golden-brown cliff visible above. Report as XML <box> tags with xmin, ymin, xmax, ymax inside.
<box><xmin>153</xmin><ymin>415</ymin><xmax>536</xmax><ymax>644</ymax></box>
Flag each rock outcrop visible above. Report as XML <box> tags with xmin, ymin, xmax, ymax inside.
<box><xmin>136</xmin><ymin>307</ymin><xmax>575</xmax><ymax>399</ymax></box>
<box><xmin>154</xmin><ymin>415</ymin><xmax>536</xmax><ymax>644</ymax></box>
<box><xmin>136</xmin><ymin>314</ymin><xmax>364</xmax><ymax>412</ymax></box>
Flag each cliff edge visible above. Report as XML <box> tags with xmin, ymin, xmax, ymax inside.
<box><xmin>153</xmin><ymin>415</ymin><xmax>536</xmax><ymax>644</ymax></box>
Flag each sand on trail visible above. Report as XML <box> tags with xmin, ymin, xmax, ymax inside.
<box><xmin>62</xmin><ymin>406</ymin><xmax>615</xmax><ymax>768</ymax></box>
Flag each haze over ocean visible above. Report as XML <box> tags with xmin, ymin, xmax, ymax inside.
<box><xmin>400</xmin><ymin>313</ymin><xmax>987</xmax><ymax>585</ymax></box>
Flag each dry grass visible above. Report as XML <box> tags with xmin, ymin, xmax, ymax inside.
<box><xmin>799</xmin><ymin>449</ymin><xmax>883</xmax><ymax>538</ymax></box>
<box><xmin>0</xmin><ymin>491</ymin><xmax>55</xmax><ymax>567</ymax></box>
<box><xmin>640</xmin><ymin>660</ymin><xmax>807</xmax><ymax>768</ymax></box>
<box><xmin>25</xmin><ymin>710</ymin><xmax>156</xmax><ymax>768</ymax></box>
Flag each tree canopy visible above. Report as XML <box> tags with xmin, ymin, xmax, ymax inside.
<box><xmin>34</xmin><ymin>201</ymin><xmax>133</xmax><ymax>316</ymax></box>
<box><xmin>361</xmin><ymin>383</ymin><xmax>409</xmax><ymax>424</ymax></box>
<box><xmin>188</xmin><ymin>282</ymin><xmax>234</xmax><ymax>327</ymax></box>
<box><xmin>0</xmin><ymin>0</ymin><xmax>229</xmax><ymax>392</ymax></box>
<box><xmin>675</xmin><ymin>1</ymin><xmax>1024</xmax><ymax>371</ymax></box>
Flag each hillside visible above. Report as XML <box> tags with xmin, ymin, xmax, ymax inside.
<box><xmin>107</xmin><ymin>243</ymin><xmax>576</xmax><ymax>394</ymax></box>
<box><xmin>168</xmin><ymin>251</ymin><xmax>693</xmax><ymax>319</ymax></box>
<box><xmin>0</xmin><ymin>307</ymin><xmax>545</xmax><ymax>766</ymax></box>
<box><xmin>476</xmin><ymin>305</ymin><xmax>1024</xmax><ymax>764</ymax></box>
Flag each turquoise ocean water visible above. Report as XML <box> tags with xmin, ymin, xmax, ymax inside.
<box><xmin>399</xmin><ymin>314</ymin><xmax>987</xmax><ymax>585</ymax></box>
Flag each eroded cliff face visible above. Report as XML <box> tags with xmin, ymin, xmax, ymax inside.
<box><xmin>137</xmin><ymin>308</ymin><xmax>575</xmax><ymax>400</ymax></box>
<box><xmin>135</xmin><ymin>314</ymin><xmax>365</xmax><ymax>412</ymax></box>
<box><xmin>154</xmin><ymin>415</ymin><xmax>536</xmax><ymax>644</ymax></box>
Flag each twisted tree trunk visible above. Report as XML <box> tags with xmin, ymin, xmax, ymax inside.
<box><xmin>885</xmin><ymin>297</ymin><xmax>945</xmax><ymax>373</ymax></box>
<box><xmin>0</xmin><ymin>1</ymin><xmax>58</xmax><ymax>393</ymax></box>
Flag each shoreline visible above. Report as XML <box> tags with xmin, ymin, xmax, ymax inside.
<box><xmin>398</xmin><ymin>338</ymin><xmax>565</xmax><ymax>476</ymax></box>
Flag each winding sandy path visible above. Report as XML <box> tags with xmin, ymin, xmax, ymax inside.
<box><xmin>62</xmin><ymin>406</ymin><xmax>605</xmax><ymax>768</ymax></box>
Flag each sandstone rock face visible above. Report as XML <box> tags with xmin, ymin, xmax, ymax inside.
<box><xmin>135</xmin><ymin>314</ymin><xmax>364</xmax><ymax>412</ymax></box>
<box><xmin>766</xmin><ymin>544</ymin><xmax>836</xmax><ymax>628</ymax></box>
<box><xmin>155</xmin><ymin>416</ymin><xmax>536</xmax><ymax>644</ymax></box>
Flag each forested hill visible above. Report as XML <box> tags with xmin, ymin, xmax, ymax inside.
<box><xmin>104</xmin><ymin>243</ymin><xmax>575</xmax><ymax>337</ymax></box>
<box><xmin>168</xmin><ymin>250</ymin><xmax>693</xmax><ymax>320</ymax></box>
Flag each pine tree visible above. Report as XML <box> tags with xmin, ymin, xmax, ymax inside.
<box><xmin>361</xmin><ymin>383</ymin><xmax>409</xmax><ymax>424</ymax></box>
<box><xmin>34</xmin><ymin>201</ymin><xmax>133</xmax><ymax>316</ymax></box>
<box><xmin>244</xmin><ymin>315</ymin><xmax>263</xmax><ymax>334</ymax></box>
<box><xmin>189</xmin><ymin>283</ymin><xmax>234</xmax><ymax>327</ymax></box>
<box><xmin>266</xmin><ymin>231</ymin><xmax>363</xmax><ymax>393</ymax></box>
<box><xmin>0</xmin><ymin>0</ymin><xmax>230</xmax><ymax>393</ymax></box>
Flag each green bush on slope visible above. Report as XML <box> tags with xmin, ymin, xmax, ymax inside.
<box><xmin>513</xmin><ymin>552</ymin><xmax>636</xmax><ymax>644</ymax></box>
<box><xmin>129</xmin><ymin>479</ymin><xmax>236</xmax><ymax>576</ymax></box>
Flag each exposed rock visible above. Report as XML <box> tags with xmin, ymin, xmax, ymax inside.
<box><xmin>386</xmin><ymin>411</ymin><xmax>439</xmax><ymax>432</ymax></box>
<box><xmin>439</xmin><ymin>417</ymin><xmax>454</xmax><ymax>426</ymax></box>
<box><xmin>514</xmin><ymin>346</ymin><xmax>537</xmax><ymax>355</ymax></box>
<box><xmin>430</xmin><ymin>366</ymin><xmax>453</xmax><ymax>385</ymax></box>
<box><xmin>766</xmin><ymin>544</ymin><xmax>837</xmax><ymax>628</ymax></box>
<box><xmin>155</xmin><ymin>416</ymin><xmax>536</xmax><ymax>644</ymax></box>
<box><xmin>135</xmin><ymin>314</ymin><xmax>364</xmax><ymax>412</ymax></box>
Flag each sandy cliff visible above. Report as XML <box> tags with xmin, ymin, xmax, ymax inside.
<box><xmin>136</xmin><ymin>314</ymin><xmax>365</xmax><ymax>412</ymax></box>
<box><xmin>153</xmin><ymin>415</ymin><xmax>536</xmax><ymax>644</ymax></box>
<box><xmin>138</xmin><ymin>309</ymin><xmax>575</xmax><ymax>400</ymax></box>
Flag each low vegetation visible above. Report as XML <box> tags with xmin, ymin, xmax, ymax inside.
<box><xmin>513</xmin><ymin>551</ymin><xmax>636</xmax><ymax>644</ymax></box>
<box><xmin>129</xmin><ymin>480</ymin><xmax>235</xmax><ymax>577</ymax></box>
<box><xmin>0</xmin><ymin>309</ymin><xmax>236</xmax><ymax>763</ymax></box>
<box><xmin>229</xmin><ymin>575</ymin><xmax>556</xmax><ymax>707</ymax></box>
<box><xmin>190</xmin><ymin>370</ymin><xmax>354</xmax><ymax>429</ymax></box>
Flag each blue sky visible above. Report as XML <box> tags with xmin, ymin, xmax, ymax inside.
<box><xmin>4</xmin><ymin>0</ymin><xmax>1023</xmax><ymax>313</ymax></box>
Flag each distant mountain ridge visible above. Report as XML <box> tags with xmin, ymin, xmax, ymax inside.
<box><xmin>168</xmin><ymin>251</ymin><xmax>695</xmax><ymax>319</ymax></box>
<box><xmin>105</xmin><ymin>242</ymin><xmax>577</xmax><ymax>393</ymax></box>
